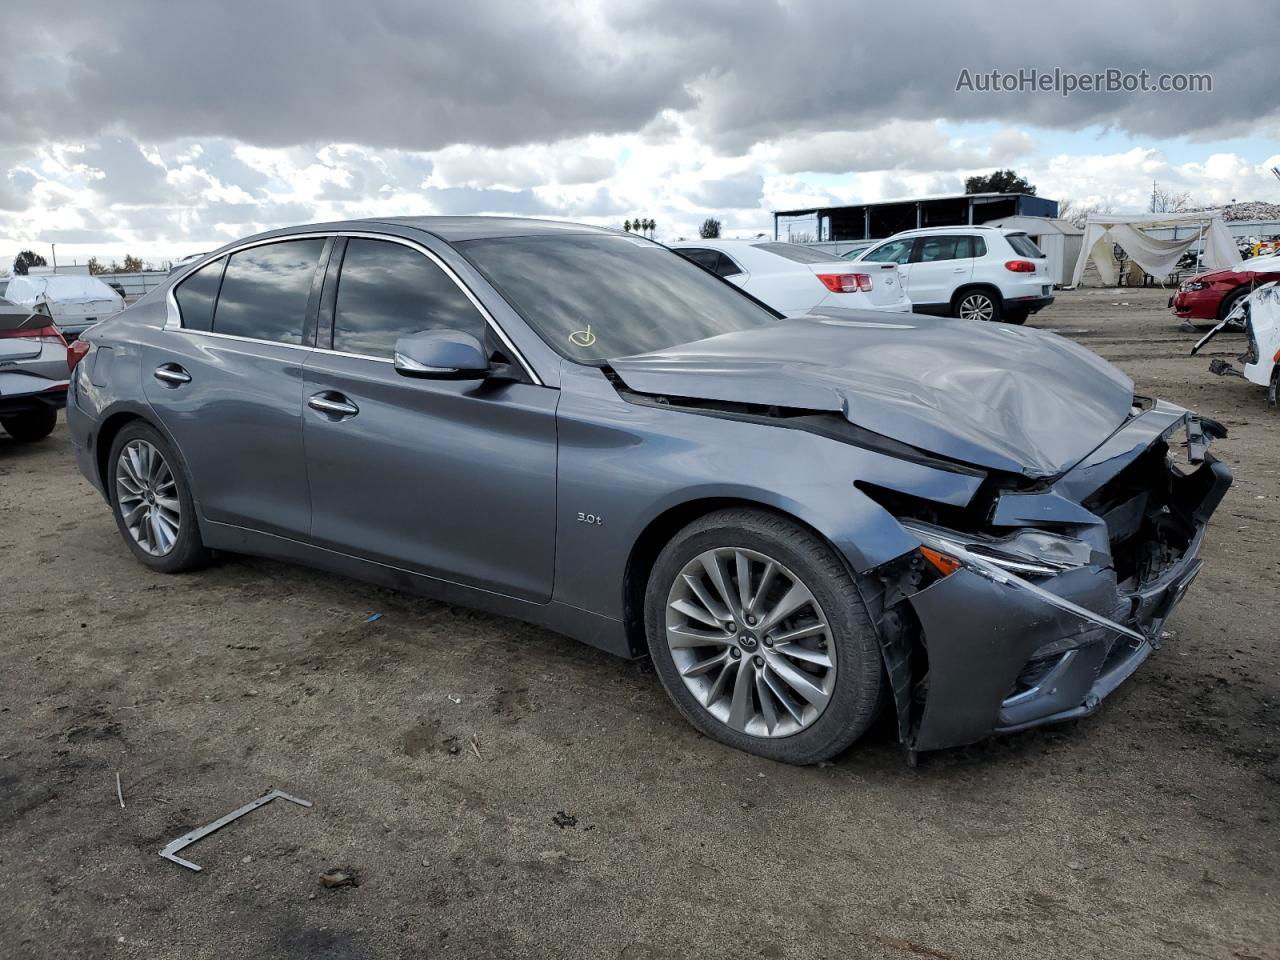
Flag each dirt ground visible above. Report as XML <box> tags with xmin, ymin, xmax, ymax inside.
<box><xmin>1</xmin><ymin>286</ymin><xmax>1276</xmax><ymax>960</ymax></box>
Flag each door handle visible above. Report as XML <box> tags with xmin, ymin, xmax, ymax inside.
<box><xmin>154</xmin><ymin>364</ymin><xmax>191</xmax><ymax>385</ymax></box>
<box><xmin>953</xmin><ymin>267</ymin><xmax>966</xmax><ymax>273</ymax></box>
<box><xmin>308</xmin><ymin>392</ymin><xmax>359</xmax><ymax>418</ymax></box>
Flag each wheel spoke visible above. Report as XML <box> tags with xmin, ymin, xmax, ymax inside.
<box><xmin>766</xmin><ymin>621</ymin><xmax>827</xmax><ymax>645</ymax></box>
<box><xmin>154</xmin><ymin>495</ymin><xmax>181</xmax><ymax>513</ymax></box>
<box><xmin>667</xmin><ymin>624</ymin><xmax>731</xmax><ymax>649</ymax></box>
<box><xmin>683</xmin><ymin>573</ymin><xmax>731</xmax><ymax>624</ymax></box>
<box><xmin>747</xmin><ymin>560</ymin><xmax>775</xmax><ymax>617</ymax></box>
<box><xmin>755</xmin><ymin>669</ymin><xmax>779</xmax><ymax>734</ymax></box>
<box><xmin>762</xmin><ymin>667</ymin><xmax>805</xmax><ymax>724</ymax></box>
<box><xmin>757</xmin><ymin>581</ymin><xmax>814</xmax><ymax>633</ymax></box>
<box><xmin>734</xmin><ymin>551</ymin><xmax>752</xmax><ymax>614</ymax></box>
<box><xmin>774</xmin><ymin>641</ymin><xmax>832</xmax><ymax>668</ymax></box>
<box><xmin>699</xmin><ymin>553</ymin><xmax>737</xmax><ymax>619</ymax></box>
<box><xmin>702</xmin><ymin>655</ymin><xmax>735</xmax><ymax>706</ymax></box>
<box><xmin>766</xmin><ymin>655</ymin><xmax>830</xmax><ymax>708</ymax></box>
<box><xmin>680</xmin><ymin>650</ymin><xmax>730</xmax><ymax>678</ymax></box>
<box><xmin>726</xmin><ymin>657</ymin><xmax>755</xmax><ymax>731</ymax></box>
<box><xmin>670</xmin><ymin>597</ymin><xmax>724</xmax><ymax>630</ymax></box>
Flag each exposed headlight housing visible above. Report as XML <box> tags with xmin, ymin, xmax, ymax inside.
<box><xmin>900</xmin><ymin>521</ymin><xmax>1093</xmax><ymax>577</ymax></box>
<box><xmin>1181</xmin><ymin>279</ymin><xmax>1211</xmax><ymax>291</ymax></box>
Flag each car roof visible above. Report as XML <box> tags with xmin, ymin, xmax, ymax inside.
<box><xmin>367</xmin><ymin>216</ymin><xmax>615</xmax><ymax>242</ymax></box>
<box><xmin>882</xmin><ymin>225</ymin><xmax>1018</xmax><ymax>238</ymax></box>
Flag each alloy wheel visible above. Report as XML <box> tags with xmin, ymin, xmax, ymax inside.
<box><xmin>958</xmin><ymin>293</ymin><xmax>995</xmax><ymax>321</ymax></box>
<box><xmin>115</xmin><ymin>439</ymin><xmax>181</xmax><ymax>556</ymax></box>
<box><xmin>665</xmin><ymin>547</ymin><xmax>836</xmax><ymax>738</ymax></box>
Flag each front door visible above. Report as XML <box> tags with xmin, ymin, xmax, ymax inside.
<box><xmin>301</xmin><ymin>236</ymin><xmax>558</xmax><ymax>602</ymax></box>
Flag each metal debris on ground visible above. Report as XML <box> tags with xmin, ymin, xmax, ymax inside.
<box><xmin>158</xmin><ymin>789</ymin><xmax>313</xmax><ymax>872</ymax></box>
<box><xmin>469</xmin><ymin>733</ymin><xmax>482</xmax><ymax>759</ymax></box>
<box><xmin>365</xmin><ymin>613</ymin><xmax>383</xmax><ymax>622</ymax></box>
<box><xmin>319</xmin><ymin>867</ymin><xmax>361</xmax><ymax>889</ymax></box>
<box><xmin>447</xmin><ymin>695</ymin><xmax>462</xmax><ymax>704</ymax></box>
<box><xmin>115</xmin><ymin>771</ymin><xmax>124</xmax><ymax>808</ymax></box>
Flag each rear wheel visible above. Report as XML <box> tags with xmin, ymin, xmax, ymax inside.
<box><xmin>953</xmin><ymin>289</ymin><xmax>1002</xmax><ymax>322</ymax></box>
<box><xmin>645</xmin><ymin>508</ymin><xmax>884</xmax><ymax>764</ymax></box>
<box><xmin>108</xmin><ymin>422</ymin><xmax>211</xmax><ymax>573</ymax></box>
<box><xmin>0</xmin><ymin>406</ymin><xmax>57</xmax><ymax>442</ymax></box>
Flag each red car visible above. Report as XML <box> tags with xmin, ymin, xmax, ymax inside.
<box><xmin>1170</xmin><ymin>264</ymin><xmax>1280</xmax><ymax>324</ymax></box>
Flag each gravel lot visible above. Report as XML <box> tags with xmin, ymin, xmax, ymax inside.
<box><xmin>1</xmin><ymin>287</ymin><xmax>1276</xmax><ymax>960</ymax></box>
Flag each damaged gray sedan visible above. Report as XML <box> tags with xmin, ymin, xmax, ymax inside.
<box><xmin>66</xmin><ymin>217</ymin><xmax>1232</xmax><ymax>763</ymax></box>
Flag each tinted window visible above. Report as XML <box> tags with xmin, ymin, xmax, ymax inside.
<box><xmin>213</xmin><ymin>239</ymin><xmax>325</xmax><ymax>345</ymax></box>
<box><xmin>915</xmin><ymin>236</ymin><xmax>967</xmax><ymax>262</ymax></box>
<box><xmin>714</xmin><ymin>252</ymin><xmax>744</xmax><ymax>278</ymax></box>
<box><xmin>174</xmin><ymin>257</ymin><xmax>225</xmax><ymax>331</ymax></box>
<box><xmin>1006</xmin><ymin>234</ymin><xmax>1045</xmax><ymax>258</ymax></box>
<box><xmin>459</xmin><ymin>234</ymin><xmax>776</xmax><ymax>363</ymax></box>
<box><xmin>333</xmin><ymin>239</ymin><xmax>487</xmax><ymax>357</ymax></box>
<box><xmin>677</xmin><ymin>248</ymin><xmax>720</xmax><ymax>271</ymax></box>
<box><xmin>862</xmin><ymin>238</ymin><xmax>914</xmax><ymax>264</ymax></box>
<box><xmin>751</xmin><ymin>242</ymin><xmax>842</xmax><ymax>264</ymax></box>
<box><xmin>969</xmin><ymin>236</ymin><xmax>988</xmax><ymax>258</ymax></box>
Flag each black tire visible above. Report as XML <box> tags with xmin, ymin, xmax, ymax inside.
<box><xmin>1003</xmin><ymin>308</ymin><xmax>1030</xmax><ymax>326</ymax></box>
<box><xmin>644</xmin><ymin>508</ymin><xmax>884</xmax><ymax>764</ymax></box>
<box><xmin>952</xmin><ymin>288</ymin><xmax>1002</xmax><ymax>323</ymax></box>
<box><xmin>107</xmin><ymin>421</ymin><xmax>211</xmax><ymax>573</ymax></box>
<box><xmin>1217</xmin><ymin>285</ymin><xmax>1250</xmax><ymax>326</ymax></box>
<box><xmin>1</xmin><ymin>406</ymin><xmax>57</xmax><ymax>442</ymax></box>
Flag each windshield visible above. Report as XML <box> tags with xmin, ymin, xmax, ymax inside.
<box><xmin>750</xmin><ymin>242</ymin><xmax>843</xmax><ymax>264</ymax></box>
<box><xmin>458</xmin><ymin>234</ymin><xmax>778</xmax><ymax>363</ymax></box>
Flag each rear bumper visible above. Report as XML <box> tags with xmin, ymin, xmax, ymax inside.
<box><xmin>0</xmin><ymin>382</ymin><xmax>67</xmax><ymax>415</ymax></box>
<box><xmin>1006</xmin><ymin>293</ymin><xmax>1054</xmax><ymax>314</ymax></box>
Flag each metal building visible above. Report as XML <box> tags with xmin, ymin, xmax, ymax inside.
<box><xmin>774</xmin><ymin>193</ymin><xmax>1059</xmax><ymax>245</ymax></box>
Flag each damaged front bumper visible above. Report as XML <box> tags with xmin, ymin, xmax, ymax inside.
<box><xmin>873</xmin><ymin>407</ymin><xmax>1231</xmax><ymax>754</ymax></box>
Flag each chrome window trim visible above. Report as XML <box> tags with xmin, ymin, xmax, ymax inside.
<box><xmin>165</xmin><ymin>230</ymin><xmax>543</xmax><ymax>386</ymax></box>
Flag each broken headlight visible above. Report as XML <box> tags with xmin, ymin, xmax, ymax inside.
<box><xmin>900</xmin><ymin>520</ymin><xmax>1093</xmax><ymax>577</ymax></box>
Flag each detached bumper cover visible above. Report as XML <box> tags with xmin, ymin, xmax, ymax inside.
<box><xmin>898</xmin><ymin>411</ymin><xmax>1231</xmax><ymax>753</ymax></box>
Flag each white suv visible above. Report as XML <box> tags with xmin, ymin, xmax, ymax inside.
<box><xmin>852</xmin><ymin>226</ymin><xmax>1054</xmax><ymax>324</ymax></box>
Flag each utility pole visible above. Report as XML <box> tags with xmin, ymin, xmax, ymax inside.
<box><xmin>50</xmin><ymin>243</ymin><xmax>57</xmax><ymax>269</ymax></box>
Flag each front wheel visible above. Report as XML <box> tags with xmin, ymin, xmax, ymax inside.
<box><xmin>1</xmin><ymin>406</ymin><xmax>57</xmax><ymax>442</ymax></box>
<box><xmin>645</xmin><ymin>509</ymin><xmax>884</xmax><ymax>764</ymax></box>
<box><xmin>953</xmin><ymin>289</ymin><xmax>1002</xmax><ymax>322</ymax></box>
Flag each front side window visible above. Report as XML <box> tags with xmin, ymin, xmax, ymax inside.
<box><xmin>212</xmin><ymin>238</ymin><xmax>325</xmax><ymax>345</ymax></box>
<box><xmin>174</xmin><ymin>257</ymin><xmax>225</xmax><ymax>331</ymax></box>
<box><xmin>459</xmin><ymin>234</ymin><xmax>777</xmax><ymax>363</ymax></box>
<box><xmin>332</xmin><ymin>239</ymin><xmax>487</xmax><ymax>357</ymax></box>
<box><xmin>862</xmin><ymin>238</ymin><xmax>914</xmax><ymax>264</ymax></box>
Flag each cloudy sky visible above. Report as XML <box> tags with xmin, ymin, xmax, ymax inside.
<box><xmin>3</xmin><ymin>0</ymin><xmax>1278</xmax><ymax>268</ymax></box>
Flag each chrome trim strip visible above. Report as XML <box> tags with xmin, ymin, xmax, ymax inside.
<box><xmin>165</xmin><ymin>229</ymin><xmax>543</xmax><ymax>385</ymax></box>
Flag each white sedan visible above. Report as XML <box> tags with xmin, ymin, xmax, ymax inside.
<box><xmin>668</xmin><ymin>239</ymin><xmax>911</xmax><ymax>316</ymax></box>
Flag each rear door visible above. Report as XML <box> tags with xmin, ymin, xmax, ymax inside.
<box><xmin>905</xmin><ymin>235</ymin><xmax>973</xmax><ymax>307</ymax></box>
<box><xmin>141</xmin><ymin>237</ymin><xmax>328</xmax><ymax>538</ymax></box>
<box><xmin>301</xmin><ymin>235</ymin><xmax>558</xmax><ymax>602</ymax></box>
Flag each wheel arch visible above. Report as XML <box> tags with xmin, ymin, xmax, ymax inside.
<box><xmin>950</xmin><ymin>282</ymin><xmax>1004</xmax><ymax>311</ymax></box>
<box><xmin>94</xmin><ymin>408</ymin><xmax>197</xmax><ymax>511</ymax></box>
<box><xmin>621</xmin><ymin>496</ymin><xmax>861</xmax><ymax>658</ymax></box>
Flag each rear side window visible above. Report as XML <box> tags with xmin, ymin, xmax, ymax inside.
<box><xmin>676</xmin><ymin>248</ymin><xmax>720</xmax><ymax>271</ymax></box>
<box><xmin>173</xmin><ymin>257</ymin><xmax>225</xmax><ymax>331</ymax></box>
<box><xmin>967</xmin><ymin>236</ymin><xmax>988</xmax><ymax>258</ymax></box>
<box><xmin>332</xmin><ymin>238</ymin><xmax>487</xmax><ymax>358</ymax></box>
<box><xmin>213</xmin><ymin>238</ymin><xmax>325</xmax><ymax>345</ymax></box>
<box><xmin>1006</xmin><ymin>234</ymin><xmax>1045</xmax><ymax>258</ymax></box>
<box><xmin>751</xmin><ymin>242</ymin><xmax>842</xmax><ymax>265</ymax></box>
<box><xmin>915</xmin><ymin>236</ymin><xmax>967</xmax><ymax>262</ymax></box>
<box><xmin>714</xmin><ymin>252</ymin><xmax>743</xmax><ymax>278</ymax></box>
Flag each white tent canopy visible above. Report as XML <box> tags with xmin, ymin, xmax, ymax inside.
<box><xmin>1069</xmin><ymin>210</ymin><xmax>1241</xmax><ymax>287</ymax></box>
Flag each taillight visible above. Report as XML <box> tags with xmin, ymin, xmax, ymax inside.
<box><xmin>68</xmin><ymin>338</ymin><xmax>92</xmax><ymax>372</ymax></box>
<box><xmin>0</xmin><ymin>323</ymin><xmax>66</xmax><ymax>343</ymax></box>
<box><xmin>817</xmin><ymin>273</ymin><xmax>873</xmax><ymax>293</ymax></box>
<box><xmin>1004</xmin><ymin>260</ymin><xmax>1036</xmax><ymax>273</ymax></box>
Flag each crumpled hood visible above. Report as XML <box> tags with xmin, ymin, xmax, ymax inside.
<box><xmin>608</xmin><ymin>314</ymin><xmax>1134</xmax><ymax>477</ymax></box>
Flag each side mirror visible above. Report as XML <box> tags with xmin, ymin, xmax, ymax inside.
<box><xmin>394</xmin><ymin>329</ymin><xmax>491</xmax><ymax>380</ymax></box>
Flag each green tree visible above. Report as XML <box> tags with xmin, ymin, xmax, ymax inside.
<box><xmin>964</xmin><ymin>169</ymin><xmax>1036</xmax><ymax>195</ymax></box>
<box><xmin>623</xmin><ymin>219</ymin><xmax>632</xmax><ymax>232</ymax></box>
<box><xmin>699</xmin><ymin>217</ymin><xmax>721</xmax><ymax>239</ymax></box>
<box><xmin>121</xmin><ymin>254</ymin><xmax>144</xmax><ymax>273</ymax></box>
<box><xmin>12</xmin><ymin>250</ymin><xmax>47</xmax><ymax>276</ymax></box>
